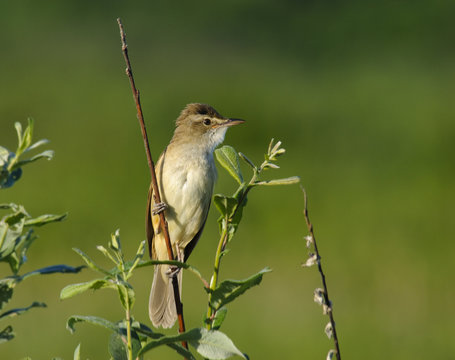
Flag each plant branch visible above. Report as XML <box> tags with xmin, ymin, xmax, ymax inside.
<box><xmin>301</xmin><ymin>186</ymin><xmax>341</xmax><ymax>360</ymax></box>
<box><xmin>117</xmin><ymin>18</ymin><xmax>188</xmax><ymax>351</ymax></box>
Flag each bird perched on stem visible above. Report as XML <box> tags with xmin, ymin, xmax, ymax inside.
<box><xmin>146</xmin><ymin>103</ymin><xmax>244</xmax><ymax>328</ymax></box>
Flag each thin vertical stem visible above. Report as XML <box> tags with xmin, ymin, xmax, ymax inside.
<box><xmin>117</xmin><ymin>18</ymin><xmax>188</xmax><ymax>352</ymax></box>
<box><xmin>125</xmin><ymin>301</ymin><xmax>133</xmax><ymax>360</ymax></box>
<box><xmin>301</xmin><ymin>186</ymin><xmax>341</xmax><ymax>360</ymax></box>
<box><xmin>206</xmin><ymin>223</ymin><xmax>229</xmax><ymax>328</ymax></box>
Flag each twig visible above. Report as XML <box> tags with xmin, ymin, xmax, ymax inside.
<box><xmin>301</xmin><ymin>185</ymin><xmax>341</xmax><ymax>360</ymax></box>
<box><xmin>117</xmin><ymin>18</ymin><xmax>188</xmax><ymax>351</ymax></box>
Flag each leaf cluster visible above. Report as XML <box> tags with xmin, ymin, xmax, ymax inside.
<box><xmin>0</xmin><ymin>118</ymin><xmax>53</xmax><ymax>189</ymax></box>
<box><xmin>205</xmin><ymin>140</ymin><xmax>300</xmax><ymax>329</ymax></box>
<box><xmin>61</xmin><ymin>231</ymin><xmax>248</xmax><ymax>360</ymax></box>
<box><xmin>0</xmin><ymin>120</ymin><xmax>83</xmax><ymax>344</ymax></box>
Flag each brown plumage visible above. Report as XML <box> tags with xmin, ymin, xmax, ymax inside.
<box><xmin>146</xmin><ymin>103</ymin><xmax>244</xmax><ymax>328</ymax></box>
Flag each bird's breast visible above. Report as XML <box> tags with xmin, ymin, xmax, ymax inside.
<box><xmin>158</xmin><ymin>148</ymin><xmax>216</xmax><ymax>247</ymax></box>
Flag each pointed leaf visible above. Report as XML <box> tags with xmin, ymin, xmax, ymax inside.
<box><xmin>0</xmin><ymin>301</ymin><xmax>46</xmax><ymax>320</ymax></box>
<box><xmin>213</xmin><ymin>195</ymin><xmax>237</xmax><ymax>218</ymax></box>
<box><xmin>25</xmin><ymin>138</ymin><xmax>50</xmax><ymax>152</ymax></box>
<box><xmin>60</xmin><ymin>279</ymin><xmax>116</xmax><ymax>300</ymax></box>
<box><xmin>73</xmin><ymin>343</ymin><xmax>81</xmax><ymax>360</ymax></box>
<box><xmin>215</xmin><ymin>146</ymin><xmax>243</xmax><ymax>184</ymax></box>
<box><xmin>127</xmin><ymin>240</ymin><xmax>145</xmax><ymax>277</ymax></box>
<box><xmin>238</xmin><ymin>152</ymin><xmax>256</xmax><ymax>169</ymax></box>
<box><xmin>23</xmin><ymin>212</ymin><xmax>66</xmax><ymax>227</ymax></box>
<box><xmin>13</xmin><ymin>150</ymin><xmax>54</xmax><ymax>170</ymax></box>
<box><xmin>66</xmin><ymin>315</ymin><xmax>118</xmax><ymax>334</ymax></box>
<box><xmin>72</xmin><ymin>248</ymin><xmax>111</xmax><ymax>275</ymax></box>
<box><xmin>191</xmin><ymin>328</ymin><xmax>247</xmax><ymax>360</ymax></box>
<box><xmin>0</xmin><ymin>279</ymin><xmax>15</xmax><ymax>310</ymax></box>
<box><xmin>254</xmin><ymin>176</ymin><xmax>300</xmax><ymax>186</ymax></box>
<box><xmin>109</xmin><ymin>325</ymin><xmax>142</xmax><ymax>360</ymax></box>
<box><xmin>109</xmin><ymin>229</ymin><xmax>122</xmax><ymax>252</ymax></box>
<box><xmin>117</xmin><ymin>282</ymin><xmax>135</xmax><ymax>310</ymax></box>
<box><xmin>108</xmin><ymin>332</ymin><xmax>128</xmax><ymax>360</ymax></box>
<box><xmin>132</xmin><ymin>321</ymin><xmax>196</xmax><ymax>358</ymax></box>
<box><xmin>20</xmin><ymin>264</ymin><xmax>85</xmax><ymax>282</ymax></box>
<box><xmin>212</xmin><ymin>307</ymin><xmax>228</xmax><ymax>330</ymax></box>
<box><xmin>138</xmin><ymin>328</ymin><xmax>199</xmax><ymax>359</ymax></box>
<box><xmin>14</xmin><ymin>122</ymin><xmax>23</xmax><ymax>147</ymax></box>
<box><xmin>0</xmin><ymin>325</ymin><xmax>14</xmax><ymax>343</ymax></box>
<box><xmin>208</xmin><ymin>268</ymin><xmax>272</xmax><ymax>310</ymax></box>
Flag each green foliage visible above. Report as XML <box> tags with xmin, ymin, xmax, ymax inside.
<box><xmin>205</xmin><ymin>140</ymin><xmax>300</xmax><ymax>329</ymax></box>
<box><xmin>0</xmin><ymin>118</ymin><xmax>53</xmax><ymax>189</ymax></box>
<box><xmin>0</xmin><ymin>120</ymin><xmax>83</xmax><ymax>345</ymax></box>
<box><xmin>207</xmin><ymin>268</ymin><xmax>272</xmax><ymax>312</ymax></box>
<box><xmin>62</xmin><ymin>230</ymin><xmax>249</xmax><ymax>360</ymax></box>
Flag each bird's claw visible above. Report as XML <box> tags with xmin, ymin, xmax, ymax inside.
<box><xmin>165</xmin><ymin>265</ymin><xmax>181</xmax><ymax>279</ymax></box>
<box><xmin>152</xmin><ymin>202</ymin><xmax>168</xmax><ymax>215</ymax></box>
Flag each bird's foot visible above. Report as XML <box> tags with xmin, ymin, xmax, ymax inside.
<box><xmin>165</xmin><ymin>265</ymin><xmax>181</xmax><ymax>279</ymax></box>
<box><xmin>152</xmin><ymin>202</ymin><xmax>168</xmax><ymax>215</ymax></box>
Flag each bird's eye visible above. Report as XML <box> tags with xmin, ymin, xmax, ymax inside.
<box><xmin>203</xmin><ymin>118</ymin><xmax>212</xmax><ymax>126</ymax></box>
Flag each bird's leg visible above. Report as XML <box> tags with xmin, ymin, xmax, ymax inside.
<box><xmin>152</xmin><ymin>202</ymin><xmax>168</xmax><ymax>215</ymax></box>
<box><xmin>165</xmin><ymin>248</ymin><xmax>185</xmax><ymax>279</ymax></box>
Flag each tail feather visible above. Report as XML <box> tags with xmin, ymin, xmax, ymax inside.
<box><xmin>149</xmin><ymin>265</ymin><xmax>182</xmax><ymax>328</ymax></box>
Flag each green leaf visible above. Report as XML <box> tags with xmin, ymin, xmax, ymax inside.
<box><xmin>213</xmin><ymin>195</ymin><xmax>237</xmax><ymax>218</ymax></box>
<box><xmin>109</xmin><ymin>229</ymin><xmax>122</xmax><ymax>253</ymax></box>
<box><xmin>108</xmin><ymin>331</ymin><xmax>128</xmax><ymax>360</ymax></box>
<box><xmin>73</xmin><ymin>343</ymin><xmax>81</xmax><ymax>360</ymax></box>
<box><xmin>14</xmin><ymin>122</ymin><xmax>23</xmax><ymax>149</ymax></box>
<box><xmin>60</xmin><ymin>279</ymin><xmax>116</xmax><ymax>300</ymax></box>
<box><xmin>0</xmin><ymin>279</ymin><xmax>15</xmax><ymax>310</ymax></box>
<box><xmin>208</xmin><ymin>268</ymin><xmax>272</xmax><ymax>311</ymax></box>
<box><xmin>0</xmin><ymin>325</ymin><xmax>14</xmax><ymax>343</ymax></box>
<box><xmin>215</xmin><ymin>146</ymin><xmax>244</xmax><ymax>185</ymax></box>
<box><xmin>72</xmin><ymin>248</ymin><xmax>111</xmax><ymax>275</ymax></box>
<box><xmin>127</xmin><ymin>240</ymin><xmax>145</xmax><ymax>278</ymax></box>
<box><xmin>212</xmin><ymin>307</ymin><xmax>228</xmax><ymax>330</ymax></box>
<box><xmin>0</xmin><ymin>208</ymin><xmax>28</xmax><ymax>260</ymax></box>
<box><xmin>66</xmin><ymin>315</ymin><xmax>118</xmax><ymax>334</ymax></box>
<box><xmin>116</xmin><ymin>282</ymin><xmax>135</xmax><ymax>310</ymax></box>
<box><xmin>214</xmin><ymin>194</ymin><xmax>245</xmax><ymax>243</ymax></box>
<box><xmin>0</xmin><ymin>165</ymin><xmax>22</xmax><ymax>189</ymax></box>
<box><xmin>132</xmin><ymin>321</ymin><xmax>195</xmax><ymax>358</ymax></box>
<box><xmin>109</xmin><ymin>325</ymin><xmax>142</xmax><ymax>360</ymax></box>
<box><xmin>24</xmin><ymin>213</ymin><xmax>66</xmax><ymax>227</ymax></box>
<box><xmin>25</xmin><ymin>138</ymin><xmax>49</xmax><ymax>152</ymax></box>
<box><xmin>20</xmin><ymin>264</ymin><xmax>85</xmax><ymax>282</ymax></box>
<box><xmin>190</xmin><ymin>328</ymin><xmax>247</xmax><ymax>360</ymax></box>
<box><xmin>238</xmin><ymin>152</ymin><xmax>256</xmax><ymax>169</ymax></box>
<box><xmin>13</xmin><ymin>150</ymin><xmax>54</xmax><ymax>170</ymax></box>
<box><xmin>138</xmin><ymin>328</ymin><xmax>200</xmax><ymax>358</ymax></box>
<box><xmin>19</xmin><ymin>119</ymin><xmax>34</xmax><ymax>154</ymax></box>
<box><xmin>254</xmin><ymin>176</ymin><xmax>300</xmax><ymax>186</ymax></box>
<box><xmin>0</xmin><ymin>301</ymin><xmax>46</xmax><ymax>321</ymax></box>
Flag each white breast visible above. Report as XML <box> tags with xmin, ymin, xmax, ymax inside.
<box><xmin>159</xmin><ymin>145</ymin><xmax>216</xmax><ymax>249</ymax></box>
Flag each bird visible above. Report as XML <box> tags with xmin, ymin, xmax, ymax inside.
<box><xmin>146</xmin><ymin>103</ymin><xmax>244</xmax><ymax>328</ymax></box>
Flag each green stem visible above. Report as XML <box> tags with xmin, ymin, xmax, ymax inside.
<box><xmin>125</xmin><ymin>302</ymin><xmax>133</xmax><ymax>360</ymax></box>
<box><xmin>206</xmin><ymin>221</ymin><xmax>229</xmax><ymax>329</ymax></box>
<box><xmin>205</xmin><ymin>161</ymin><xmax>266</xmax><ymax>329</ymax></box>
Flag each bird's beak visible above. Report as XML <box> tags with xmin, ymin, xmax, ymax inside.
<box><xmin>220</xmin><ymin>118</ymin><xmax>245</xmax><ymax>127</ymax></box>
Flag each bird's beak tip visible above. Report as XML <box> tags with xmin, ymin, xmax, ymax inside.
<box><xmin>226</xmin><ymin>118</ymin><xmax>245</xmax><ymax>126</ymax></box>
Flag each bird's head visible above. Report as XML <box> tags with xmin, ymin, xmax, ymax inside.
<box><xmin>172</xmin><ymin>103</ymin><xmax>244</xmax><ymax>151</ymax></box>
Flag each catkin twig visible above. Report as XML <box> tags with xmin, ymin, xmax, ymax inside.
<box><xmin>301</xmin><ymin>185</ymin><xmax>341</xmax><ymax>360</ymax></box>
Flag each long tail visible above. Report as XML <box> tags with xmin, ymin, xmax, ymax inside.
<box><xmin>149</xmin><ymin>265</ymin><xmax>182</xmax><ymax>328</ymax></box>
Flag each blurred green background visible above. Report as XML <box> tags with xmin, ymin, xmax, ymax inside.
<box><xmin>1</xmin><ymin>0</ymin><xmax>454</xmax><ymax>359</ymax></box>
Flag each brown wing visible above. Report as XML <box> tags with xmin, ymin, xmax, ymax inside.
<box><xmin>145</xmin><ymin>150</ymin><xmax>167</xmax><ymax>260</ymax></box>
<box><xmin>183</xmin><ymin>202</ymin><xmax>211</xmax><ymax>262</ymax></box>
